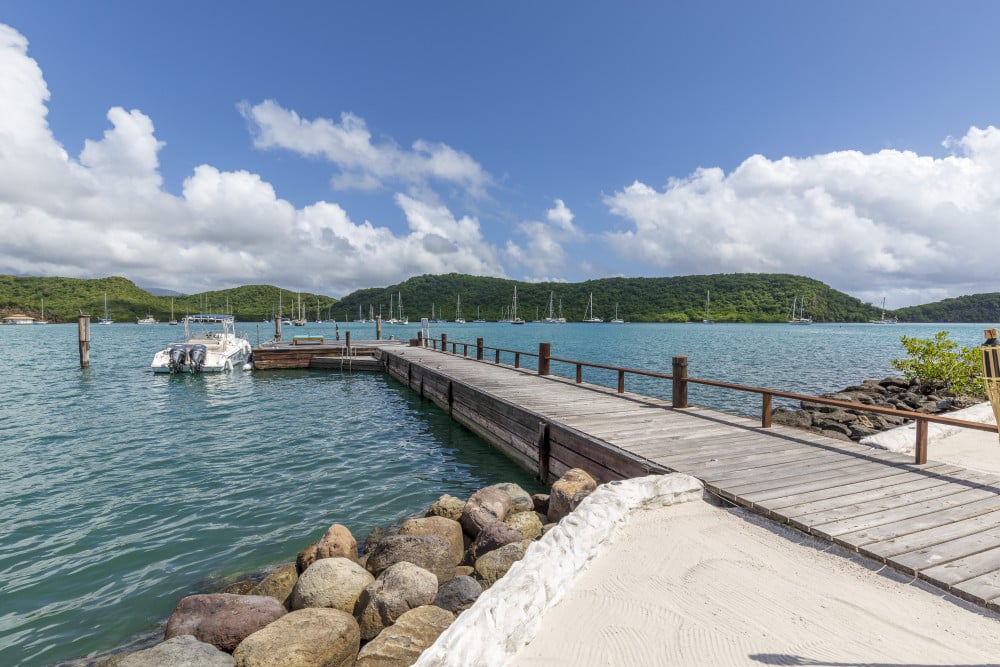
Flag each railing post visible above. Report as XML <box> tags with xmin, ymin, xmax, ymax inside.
<box><xmin>376</xmin><ymin>317</ymin><xmax>381</xmax><ymax>341</ymax></box>
<box><xmin>672</xmin><ymin>356</ymin><xmax>688</xmax><ymax>409</ymax></box>
<box><xmin>440</xmin><ymin>333</ymin><xmax>447</xmax><ymax>352</ymax></box>
<box><xmin>514</xmin><ymin>352</ymin><xmax>520</xmax><ymax>368</ymax></box>
<box><xmin>345</xmin><ymin>331</ymin><xmax>351</xmax><ymax>356</ymax></box>
<box><xmin>416</xmin><ymin>330</ymin><xmax>423</xmax><ymax>346</ymax></box>
<box><xmin>617</xmin><ymin>369</ymin><xmax>625</xmax><ymax>393</ymax></box>
<box><xmin>915</xmin><ymin>418</ymin><xmax>928</xmax><ymax>464</ymax></box>
<box><xmin>463</xmin><ymin>343</ymin><xmax>468</xmax><ymax>357</ymax></box>
<box><xmin>576</xmin><ymin>364</ymin><xmax>582</xmax><ymax>384</ymax></box>
<box><xmin>538</xmin><ymin>342</ymin><xmax>550</xmax><ymax>375</ymax></box>
<box><xmin>761</xmin><ymin>393</ymin><xmax>772</xmax><ymax>428</ymax></box>
<box><xmin>477</xmin><ymin>337</ymin><xmax>484</xmax><ymax>361</ymax></box>
<box><xmin>495</xmin><ymin>349</ymin><xmax>500</xmax><ymax>364</ymax></box>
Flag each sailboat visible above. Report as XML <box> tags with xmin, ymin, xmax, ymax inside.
<box><xmin>787</xmin><ymin>296</ymin><xmax>813</xmax><ymax>325</ymax></box>
<box><xmin>473</xmin><ymin>306</ymin><xmax>485</xmax><ymax>323</ymax></box>
<box><xmin>583</xmin><ymin>293</ymin><xmax>602</xmax><ymax>323</ymax></box>
<box><xmin>869</xmin><ymin>297</ymin><xmax>897</xmax><ymax>324</ymax></box>
<box><xmin>292</xmin><ymin>293</ymin><xmax>307</xmax><ymax>326</ymax></box>
<box><xmin>454</xmin><ymin>295</ymin><xmax>465</xmax><ymax>324</ymax></box>
<box><xmin>98</xmin><ymin>293</ymin><xmax>114</xmax><ymax>325</ymax></box>
<box><xmin>610</xmin><ymin>303</ymin><xmax>625</xmax><ymax>324</ymax></box>
<box><xmin>511</xmin><ymin>286</ymin><xmax>525</xmax><ymax>325</ymax></box>
<box><xmin>169</xmin><ymin>298</ymin><xmax>178</xmax><ymax>325</ymax></box>
<box><xmin>34</xmin><ymin>298</ymin><xmax>48</xmax><ymax>324</ymax></box>
<box><xmin>703</xmin><ymin>290</ymin><xmax>714</xmax><ymax>324</ymax></box>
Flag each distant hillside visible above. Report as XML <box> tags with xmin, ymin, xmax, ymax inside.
<box><xmin>893</xmin><ymin>292</ymin><xmax>1000</xmax><ymax>323</ymax></box>
<box><xmin>0</xmin><ymin>275</ymin><xmax>335</xmax><ymax>323</ymax></box>
<box><xmin>336</xmin><ymin>273</ymin><xmax>883</xmax><ymax>323</ymax></box>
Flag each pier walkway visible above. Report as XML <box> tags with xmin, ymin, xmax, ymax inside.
<box><xmin>376</xmin><ymin>342</ymin><xmax>1000</xmax><ymax>612</ymax></box>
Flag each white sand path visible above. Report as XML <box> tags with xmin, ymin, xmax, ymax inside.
<box><xmin>509</xmin><ymin>498</ymin><xmax>1000</xmax><ymax>666</ymax></box>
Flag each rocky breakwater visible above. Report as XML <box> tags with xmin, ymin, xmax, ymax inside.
<box><xmin>99</xmin><ymin>469</ymin><xmax>600</xmax><ymax>667</ymax></box>
<box><xmin>771</xmin><ymin>376</ymin><xmax>981</xmax><ymax>442</ymax></box>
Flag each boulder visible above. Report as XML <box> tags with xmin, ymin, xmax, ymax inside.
<box><xmin>232</xmin><ymin>607</ymin><xmax>359</xmax><ymax>667</ymax></box>
<box><xmin>354</xmin><ymin>561</ymin><xmax>439</xmax><ymax>641</ymax></box>
<box><xmin>250</xmin><ymin>562</ymin><xmax>298</xmax><ymax>609</ymax></box>
<box><xmin>355</xmin><ymin>605</ymin><xmax>454</xmax><ymax>666</ymax></box>
<box><xmin>296</xmin><ymin>524</ymin><xmax>358</xmax><ymax>573</ymax></box>
<box><xmin>771</xmin><ymin>407</ymin><xmax>813</xmax><ymax>429</ymax></box>
<box><xmin>291</xmin><ymin>557</ymin><xmax>374</xmax><ymax>613</ymax></box>
<box><xmin>459</xmin><ymin>486</ymin><xmax>512</xmax><ymax>538</ymax></box>
<box><xmin>547</xmin><ymin>468</ymin><xmax>597</xmax><ymax>523</ymax></box>
<box><xmin>425</xmin><ymin>494</ymin><xmax>465</xmax><ymax>521</ymax></box>
<box><xmin>399</xmin><ymin>516</ymin><xmax>465</xmax><ymax>565</ymax></box>
<box><xmin>362</xmin><ymin>525</ymin><xmax>399</xmax><ymax>555</ymax></box>
<box><xmin>474</xmin><ymin>540</ymin><xmax>530</xmax><ymax>588</ymax></box>
<box><xmin>115</xmin><ymin>635</ymin><xmax>234</xmax><ymax>666</ymax></box>
<box><xmin>164</xmin><ymin>593</ymin><xmax>287</xmax><ymax>653</ymax></box>
<box><xmin>432</xmin><ymin>575</ymin><xmax>482</xmax><ymax>614</ymax></box>
<box><xmin>490</xmin><ymin>483</ymin><xmax>534</xmax><ymax>513</ymax></box>
<box><xmin>531</xmin><ymin>493</ymin><xmax>550</xmax><ymax>514</ymax></box>
<box><xmin>468</xmin><ymin>521</ymin><xmax>524</xmax><ymax>561</ymax></box>
<box><xmin>503</xmin><ymin>510</ymin><xmax>543</xmax><ymax>541</ymax></box>
<box><xmin>221</xmin><ymin>579</ymin><xmax>259</xmax><ymax>595</ymax></box>
<box><xmin>365</xmin><ymin>534</ymin><xmax>456</xmax><ymax>585</ymax></box>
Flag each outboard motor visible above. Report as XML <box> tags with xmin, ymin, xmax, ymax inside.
<box><xmin>188</xmin><ymin>344</ymin><xmax>207</xmax><ymax>373</ymax></box>
<box><xmin>167</xmin><ymin>344</ymin><xmax>188</xmax><ymax>373</ymax></box>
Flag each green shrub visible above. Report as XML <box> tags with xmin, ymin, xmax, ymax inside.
<box><xmin>891</xmin><ymin>331</ymin><xmax>984</xmax><ymax>397</ymax></box>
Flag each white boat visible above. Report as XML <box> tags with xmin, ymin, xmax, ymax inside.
<box><xmin>610</xmin><ymin>302</ymin><xmax>625</xmax><ymax>324</ymax></box>
<box><xmin>544</xmin><ymin>292</ymin><xmax>565</xmax><ymax>323</ymax></box>
<box><xmin>169</xmin><ymin>298</ymin><xmax>178</xmax><ymax>325</ymax></box>
<box><xmin>787</xmin><ymin>296</ymin><xmax>813</xmax><ymax>325</ymax></box>
<box><xmin>473</xmin><ymin>306</ymin><xmax>485</xmax><ymax>323</ymax></box>
<box><xmin>151</xmin><ymin>315</ymin><xmax>252</xmax><ymax>373</ymax></box>
<box><xmin>98</xmin><ymin>293</ymin><xmax>114</xmax><ymax>325</ymax></box>
<box><xmin>583</xmin><ymin>293</ymin><xmax>602</xmax><ymax>323</ymax></box>
<box><xmin>455</xmin><ymin>295</ymin><xmax>465</xmax><ymax>324</ymax></box>
<box><xmin>869</xmin><ymin>297</ymin><xmax>897</xmax><ymax>324</ymax></box>
<box><xmin>703</xmin><ymin>290</ymin><xmax>714</xmax><ymax>324</ymax></box>
<box><xmin>137</xmin><ymin>313</ymin><xmax>158</xmax><ymax>324</ymax></box>
<box><xmin>511</xmin><ymin>286</ymin><xmax>525</xmax><ymax>325</ymax></box>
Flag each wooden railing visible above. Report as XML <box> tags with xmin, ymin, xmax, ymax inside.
<box><xmin>413</xmin><ymin>333</ymin><xmax>999</xmax><ymax>465</ymax></box>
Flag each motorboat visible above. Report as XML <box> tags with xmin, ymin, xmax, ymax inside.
<box><xmin>151</xmin><ymin>314</ymin><xmax>252</xmax><ymax>373</ymax></box>
<box><xmin>137</xmin><ymin>314</ymin><xmax>158</xmax><ymax>324</ymax></box>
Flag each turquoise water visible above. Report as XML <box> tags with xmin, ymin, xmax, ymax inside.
<box><xmin>0</xmin><ymin>320</ymin><xmax>991</xmax><ymax>665</ymax></box>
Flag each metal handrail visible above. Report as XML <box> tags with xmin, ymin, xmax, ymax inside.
<box><xmin>419</xmin><ymin>335</ymin><xmax>999</xmax><ymax>464</ymax></box>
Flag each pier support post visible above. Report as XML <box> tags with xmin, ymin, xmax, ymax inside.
<box><xmin>77</xmin><ymin>313</ymin><xmax>90</xmax><ymax>368</ymax></box>
<box><xmin>441</xmin><ymin>333</ymin><xmax>447</xmax><ymax>352</ymax></box>
<box><xmin>477</xmin><ymin>337</ymin><xmax>484</xmax><ymax>360</ymax></box>
<box><xmin>275</xmin><ymin>315</ymin><xmax>281</xmax><ymax>342</ymax></box>
<box><xmin>538</xmin><ymin>342</ymin><xmax>550</xmax><ymax>375</ymax></box>
<box><xmin>345</xmin><ymin>331</ymin><xmax>351</xmax><ymax>356</ymax></box>
<box><xmin>761</xmin><ymin>393</ymin><xmax>773</xmax><ymax>428</ymax></box>
<box><xmin>536</xmin><ymin>421</ymin><xmax>551</xmax><ymax>483</ymax></box>
<box><xmin>376</xmin><ymin>317</ymin><xmax>381</xmax><ymax>341</ymax></box>
<box><xmin>672</xmin><ymin>356</ymin><xmax>688</xmax><ymax>409</ymax></box>
<box><xmin>416</xmin><ymin>330</ymin><xmax>423</xmax><ymax>347</ymax></box>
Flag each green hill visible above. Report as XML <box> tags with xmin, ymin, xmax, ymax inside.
<box><xmin>0</xmin><ymin>275</ymin><xmax>336</xmax><ymax>323</ymax></box>
<box><xmin>336</xmin><ymin>273</ymin><xmax>882</xmax><ymax>323</ymax></box>
<box><xmin>893</xmin><ymin>293</ymin><xmax>1000</xmax><ymax>323</ymax></box>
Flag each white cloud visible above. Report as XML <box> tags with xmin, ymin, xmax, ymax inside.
<box><xmin>0</xmin><ymin>24</ymin><xmax>507</xmax><ymax>297</ymax></box>
<box><xmin>240</xmin><ymin>99</ymin><xmax>492</xmax><ymax>197</ymax></box>
<box><xmin>605</xmin><ymin>133</ymin><xmax>1000</xmax><ymax>306</ymax></box>
<box><xmin>506</xmin><ymin>198</ymin><xmax>583</xmax><ymax>280</ymax></box>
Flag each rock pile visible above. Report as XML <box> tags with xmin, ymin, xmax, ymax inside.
<box><xmin>101</xmin><ymin>468</ymin><xmax>600</xmax><ymax>667</ymax></box>
<box><xmin>771</xmin><ymin>376</ymin><xmax>981</xmax><ymax>441</ymax></box>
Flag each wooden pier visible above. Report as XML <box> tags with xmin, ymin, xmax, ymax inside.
<box><xmin>373</xmin><ymin>340</ymin><xmax>1000</xmax><ymax>612</ymax></box>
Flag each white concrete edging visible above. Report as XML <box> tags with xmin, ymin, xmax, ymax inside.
<box><xmin>860</xmin><ymin>402</ymin><xmax>996</xmax><ymax>454</ymax></box>
<box><xmin>414</xmin><ymin>473</ymin><xmax>705</xmax><ymax>667</ymax></box>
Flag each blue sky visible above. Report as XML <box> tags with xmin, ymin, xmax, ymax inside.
<box><xmin>2</xmin><ymin>2</ymin><xmax>1000</xmax><ymax>307</ymax></box>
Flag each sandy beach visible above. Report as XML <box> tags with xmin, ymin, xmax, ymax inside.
<box><xmin>510</xmin><ymin>498</ymin><xmax>1000</xmax><ymax>666</ymax></box>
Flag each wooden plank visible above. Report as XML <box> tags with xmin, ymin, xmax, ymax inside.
<box><xmin>811</xmin><ymin>488</ymin><xmax>1000</xmax><ymax>540</ymax></box>
<box><xmin>889</xmin><ymin>524</ymin><xmax>1000</xmax><ymax>574</ymax></box>
<box><xmin>861</xmin><ymin>508</ymin><xmax>1000</xmax><ymax>562</ymax></box>
<box><xmin>919</xmin><ymin>545</ymin><xmax>1000</xmax><ymax>586</ymax></box>
<box><xmin>781</xmin><ymin>475</ymin><xmax>973</xmax><ymax>522</ymax></box>
<box><xmin>838</xmin><ymin>495</ymin><xmax>1000</xmax><ymax>548</ymax></box>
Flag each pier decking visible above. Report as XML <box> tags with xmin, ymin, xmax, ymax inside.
<box><xmin>375</xmin><ymin>342</ymin><xmax>1000</xmax><ymax>612</ymax></box>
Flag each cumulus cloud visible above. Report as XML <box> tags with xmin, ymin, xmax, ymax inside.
<box><xmin>0</xmin><ymin>23</ymin><xmax>507</xmax><ymax>296</ymax></box>
<box><xmin>506</xmin><ymin>198</ymin><xmax>583</xmax><ymax>281</ymax></box>
<box><xmin>239</xmin><ymin>99</ymin><xmax>492</xmax><ymax>197</ymax></box>
<box><xmin>604</xmin><ymin>135</ymin><xmax>1000</xmax><ymax>306</ymax></box>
